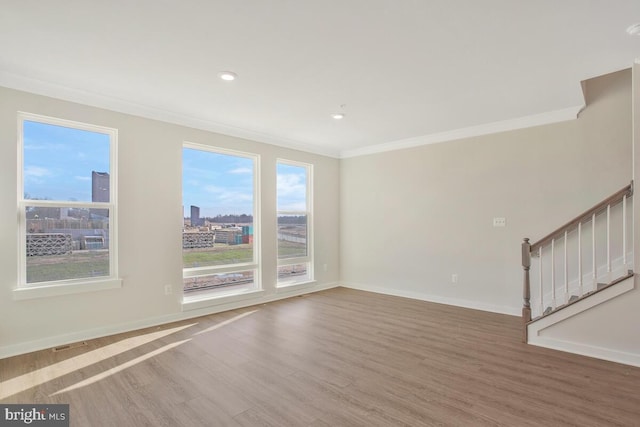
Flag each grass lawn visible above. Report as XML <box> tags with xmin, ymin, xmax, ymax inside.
<box><xmin>183</xmin><ymin>244</ymin><xmax>253</xmax><ymax>268</ymax></box>
<box><xmin>26</xmin><ymin>251</ymin><xmax>109</xmax><ymax>283</ymax></box>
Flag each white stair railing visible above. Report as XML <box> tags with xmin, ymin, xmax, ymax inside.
<box><xmin>521</xmin><ymin>182</ymin><xmax>633</xmax><ymax>341</ymax></box>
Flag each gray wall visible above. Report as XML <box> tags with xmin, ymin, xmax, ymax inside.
<box><xmin>0</xmin><ymin>86</ymin><xmax>340</xmax><ymax>357</ymax></box>
<box><xmin>340</xmin><ymin>69</ymin><xmax>632</xmax><ymax>314</ymax></box>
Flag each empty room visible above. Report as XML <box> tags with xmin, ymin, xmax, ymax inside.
<box><xmin>1</xmin><ymin>1</ymin><xmax>640</xmax><ymax>426</ymax></box>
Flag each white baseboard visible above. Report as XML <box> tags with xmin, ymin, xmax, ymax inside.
<box><xmin>0</xmin><ymin>282</ymin><xmax>339</xmax><ymax>360</ymax></box>
<box><xmin>529</xmin><ymin>336</ymin><xmax>640</xmax><ymax>368</ymax></box>
<box><xmin>340</xmin><ymin>282</ymin><xmax>520</xmax><ymax>316</ymax></box>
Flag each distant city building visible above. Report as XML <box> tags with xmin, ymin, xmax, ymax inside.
<box><xmin>92</xmin><ymin>171</ymin><xmax>109</xmax><ymax>202</ymax></box>
<box><xmin>91</xmin><ymin>171</ymin><xmax>109</xmax><ymax>218</ymax></box>
<box><xmin>190</xmin><ymin>205</ymin><xmax>204</xmax><ymax>227</ymax></box>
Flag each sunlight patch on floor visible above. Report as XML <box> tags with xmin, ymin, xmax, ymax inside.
<box><xmin>192</xmin><ymin>310</ymin><xmax>258</xmax><ymax>336</ymax></box>
<box><xmin>50</xmin><ymin>339</ymin><xmax>191</xmax><ymax>396</ymax></box>
<box><xmin>0</xmin><ymin>323</ymin><xmax>196</xmax><ymax>400</ymax></box>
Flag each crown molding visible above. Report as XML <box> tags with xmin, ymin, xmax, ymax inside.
<box><xmin>0</xmin><ymin>71</ymin><xmax>341</xmax><ymax>158</ymax></box>
<box><xmin>0</xmin><ymin>70</ymin><xmax>587</xmax><ymax>161</ymax></box>
<box><xmin>340</xmin><ymin>105</ymin><xmax>583</xmax><ymax>159</ymax></box>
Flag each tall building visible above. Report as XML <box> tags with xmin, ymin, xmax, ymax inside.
<box><xmin>91</xmin><ymin>171</ymin><xmax>109</xmax><ymax>218</ymax></box>
<box><xmin>190</xmin><ymin>205</ymin><xmax>203</xmax><ymax>227</ymax></box>
<box><xmin>92</xmin><ymin>171</ymin><xmax>110</xmax><ymax>202</ymax></box>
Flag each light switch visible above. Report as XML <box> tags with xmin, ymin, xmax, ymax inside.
<box><xmin>493</xmin><ymin>217</ymin><xmax>506</xmax><ymax>227</ymax></box>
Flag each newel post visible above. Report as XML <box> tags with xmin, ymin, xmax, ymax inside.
<box><xmin>521</xmin><ymin>238</ymin><xmax>531</xmax><ymax>342</ymax></box>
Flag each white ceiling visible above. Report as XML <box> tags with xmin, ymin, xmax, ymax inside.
<box><xmin>1</xmin><ymin>1</ymin><xmax>639</xmax><ymax>158</ymax></box>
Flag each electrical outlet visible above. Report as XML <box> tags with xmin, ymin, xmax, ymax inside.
<box><xmin>164</xmin><ymin>284</ymin><xmax>173</xmax><ymax>295</ymax></box>
<box><xmin>451</xmin><ymin>273</ymin><xmax>458</xmax><ymax>284</ymax></box>
<box><xmin>493</xmin><ymin>217</ymin><xmax>506</xmax><ymax>227</ymax></box>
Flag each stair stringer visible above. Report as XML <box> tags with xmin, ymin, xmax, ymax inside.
<box><xmin>527</xmin><ymin>275</ymin><xmax>640</xmax><ymax>367</ymax></box>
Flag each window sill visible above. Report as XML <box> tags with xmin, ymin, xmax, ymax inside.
<box><xmin>13</xmin><ymin>278</ymin><xmax>123</xmax><ymax>301</ymax></box>
<box><xmin>182</xmin><ymin>288</ymin><xmax>265</xmax><ymax>312</ymax></box>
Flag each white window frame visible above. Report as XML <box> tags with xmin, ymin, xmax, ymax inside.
<box><xmin>276</xmin><ymin>159</ymin><xmax>313</xmax><ymax>287</ymax></box>
<box><xmin>15</xmin><ymin>112</ymin><xmax>120</xmax><ymax>300</ymax></box>
<box><xmin>182</xmin><ymin>142</ymin><xmax>261</xmax><ymax>308</ymax></box>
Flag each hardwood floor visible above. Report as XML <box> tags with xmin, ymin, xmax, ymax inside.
<box><xmin>2</xmin><ymin>287</ymin><xmax>640</xmax><ymax>426</ymax></box>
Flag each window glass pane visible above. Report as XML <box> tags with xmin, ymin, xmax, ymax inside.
<box><xmin>182</xmin><ymin>148</ymin><xmax>254</xmax><ymax>269</ymax></box>
<box><xmin>277</xmin><ymin>163</ymin><xmax>306</xmax><ymax>210</ymax></box>
<box><xmin>278</xmin><ymin>215</ymin><xmax>307</xmax><ymax>259</ymax></box>
<box><xmin>25</xmin><ymin>206</ymin><xmax>110</xmax><ymax>283</ymax></box>
<box><xmin>278</xmin><ymin>263</ymin><xmax>310</xmax><ymax>284</ymax></box>
<box><xmin>23</xmin><ymin>120</ymin><xmax>110</xmax><ymax>202</ymax></box>
<box><xmin>183</xmin><ymin>270</ymin><xmax>254</xmax><ymax>295</ymax></box>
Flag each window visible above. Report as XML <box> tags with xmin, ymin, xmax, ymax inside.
<box><xmin>277</xmin><ymin>160</ymin><xmax>312</xmax><ymax>286</ymax></box>
<box><xmin>17</xmin><ymin>113</ymin><xmax>119</xmax><ymax>297</ymax></box>
<box><xmin>182</xmin><ymin>143</ymin><xmax>259</xmax><ymax>300</ymax></box>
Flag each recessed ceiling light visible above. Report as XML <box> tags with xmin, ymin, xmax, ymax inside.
<box><xmin>626</xmin><ymin>23</ymin><xmax>640</xmax><ymax>36</ymax></box>
<box><xmin>217</xmin><ymin>71</ymin><xmax>237</xmax><ymax>81</ymax></box>
<box><xmin>331</xmin><ymin>113</ymin><xmax>345</xmax><ymax>120</ymax></box>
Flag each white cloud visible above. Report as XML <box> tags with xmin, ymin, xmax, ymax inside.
<box><xmin>75</xmin><ymin>176</ymin><xmax>91</xmax><ymax>181</ymax></box>
<box><xmin>204</xmin><ymin>185</ymin><xmax>224</xmax><ymax>194</ymax></box>
<box><xmin>229</xmin><ymin>167</ymin><xmax>252</xmax><ymax>175</ymax></box>
<box><xmin>204</xmin><ymin>185</ymin><xmax>253</xmax><ymax>204</ymax></box>
<box><xmin>277</xmin><ymin>173</ymin><xmax>305</xmax><ymax>197</ymax></box>
<box><xmin>24</xmin><ymin>166</ymin><xmax>51</xmax><ymax>178</ymax></box>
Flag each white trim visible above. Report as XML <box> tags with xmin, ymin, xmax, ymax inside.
<box><xmin>528</xmin><ymin>336</ymin><xmax>640</xmax><ymax>368</ymax></box>
<box><xmin>341</xmin><ymin>282</ymin><xmax>521</xmax><ymax>316</ymax></box>
<box><xmin>0</xmin><ymin>281</ymin><xmax>339</xmax><ymax>360</ymax></box>
<box><xmin>12</xmin><ymin>278</ymin><xmax>123</xmax><ymax>300</ymax></box>
<box><xmin>16</xmin><ymin>112</ymin><xmax>119</xmax><ymax>289</ymax></box>
<box><xmin>181</xmin><ymin>143</ymin><xmax>261</xmax><ymax>297</ymax></box>
<box><xmin>528</xmin><ymin>275</ymin><xmax>634</xmax><ymax>336</ymax></box>
<box><xmin>530</xmin><ymin>251</ymin><xmax>634</xmax><ymax>318</ymax></box>
<box><xmin>183</xmin><ymin>263</ymin><xmax>257</xmax><ymax>277</ymax></box>
<box><xmin>276</xmin><ymin>280</ymin><xmax>317</xmax><ymax>293</ymax></box>
<box><xmin>276</xmin><ymin>159</ymin><xmax>313</xmax><ymax>285</ymax></box>
<box><xmin>340</xmin><ymin>106</ymin><xmax>583</xmax><ymax>158</ymax></box>
<box><xmin>0</xmin><ymin>72</ymin><xmax>586</xmax><ymax>160</ymax></box>
<box><xmin>528</xmin><ymin>276</ymin><xmax>638</xmax><ymax>367</ymax></box>
<box><xmin>0</xmin><ymin>71</ymin><xmax>340</xmax><ymax>158</ymax></box>
<box><xmin>182</xmin><ymin>289</ymin><xmax>266</xmax><ymax>311</ymax></box>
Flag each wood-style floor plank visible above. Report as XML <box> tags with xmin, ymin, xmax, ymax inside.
<box><xmin>2</xmin><ymin>287</ymin><xmax>640</xmax><ymax>426</ymax></box>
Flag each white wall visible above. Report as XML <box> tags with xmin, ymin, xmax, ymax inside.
<box><xmin>0</xmin><ymin>86</ymin><xmax>340</xmax><ymax>358</ymax></box>
<box><xmin>340</xmin><ymin>69</ymin><xmax>632</xmax><ymax>315</ymax></box>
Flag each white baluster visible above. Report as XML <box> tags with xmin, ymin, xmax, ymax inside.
<box><xmin>578</xmin><ymin>222</ymin><xmax>583</xmax><ymax>296</ymax></box>
<box><xmin>564</xmin><ymin>230</ymin><xmax>568</xmax><ymax>304</ymax></box>
<box><xmin>539</xmin><ymin>246</ymin><xmax>543</xmax><ymax>316</ymax></box>
<box><xmin>606</xmin><ymin>204</ymin><xmax>611</xmax><ymax>282</ymax></box>
<box><xmin>592</xmin><ymin>212</ymin><xmax>597</xmax><ymax>291</ymax></box>
<box><xmin>623</xmin><ymin>195</ymin><xmax>627</xmax><ymax>269</ymax></box>
<box><xmin>551</xmin><ymin>238</ymin><xmax>556</xmax><ymax>309</ymax></box>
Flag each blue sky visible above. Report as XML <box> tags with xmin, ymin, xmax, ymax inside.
<box><xmin>182</xmin><ymin>148</ymin><xmax>307</xmax><ymax>217</ymax></box>
<box><xmin>183</xmin><ymin>148</ymin><xmax>255</xmax><ymax>217</ymax></box>
<box><xmin>22</xmin><ymin>120</ymin><xmax>306</xmax><ymax>217</ymax></box>
<box><xmin>277</xmin><ymin>163</ymin><xmax>307</xmax><ymax>212</ymax></box>
<box><xmin>23</xmin><ymin>120</ymin><xmax>110</xmax><ymax>202</ymax></box>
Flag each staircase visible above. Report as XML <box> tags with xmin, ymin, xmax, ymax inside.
<box><xmin>521</xmin><ymin>182</ymin><xmax>634</xmax><ymax>342</ymax></box>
